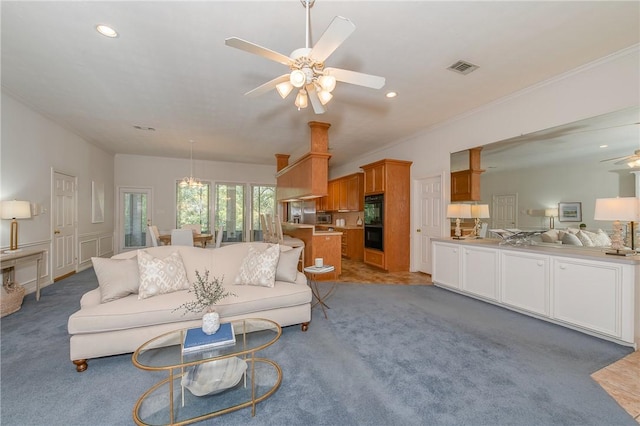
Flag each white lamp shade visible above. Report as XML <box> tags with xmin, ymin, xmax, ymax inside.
<box><xmin>290</xmin><ymin>70</ymin><xmax>306</xmax><ymax>88</ymax></box>
<box><xmin>544</xmin><ymin>208</ymin><xmax>558</xmax><ymax>217</ymax></box>
<box><xmin>471</xmin><ymin>204</ymin><xmax>490</xmax><ymax>218</ymax></box>
<box><xmin>1</xmin><ymin>200</ymin><xmax>31</xmax><ymax>219</ymax></box>
<box><xmin>294</xmin><ymin>90</ymin><xmax>308</xmax><ymax>109</ymax></box>
<box><xmin>318</xmin><ymin>75</ymin><xmax>336</xmax><ymax>92</ymax></box>
<box><xmin>594</xmin><ymin>197</ymin><xmax>639</xmax><ymax>221</ymax></box>
<box><xmin>276</xmin><ymin>81</ymin><xmax>294</xmax><ymax>99</ymax></box>
<box><xmin>447</xmin><ymin>204</ymin><xmax>472</xmax><ymax>219</ymax></box>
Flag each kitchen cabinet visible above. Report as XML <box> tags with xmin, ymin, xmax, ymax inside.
<box><xmin>450</xmin><ymin>147</ymin><xmax>484</xmax><ymax>202</ymax></box>
<box><xmin>360</xmin><ymin>159</ymin><xmax>413</xmax><ymax>272</ymax></box>
<box><xmin>461</xmin><ymin>245</ymin><xmax>499</xmax><ymax>301</ymax></box>
<box><xmin>552</xmin><ymin>257</ymin><xmax>631</xmax><ymax>340</ymax></box>
<box><xmin>431</xmin><ymin>239</ymin><xmax>638</xmax><ymax>346</ymax></box>
<box><xmin>500</xmin><ymin>251</ymin><xmax>550</xmax><ymax>316</ymax></box>
<box><xmin>341</xmin><ymin>228</ymin><xmax>364</xmax><ymax>260</ymax></box>
<box><xmin>317</xmin><ymin>173</ymin><xmax>364</xmax><ymax>213</ymax></box>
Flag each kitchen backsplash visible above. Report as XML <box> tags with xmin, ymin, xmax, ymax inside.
<box><xmin>332</xmin><ymin>211</ymin><xmax>364</xmax><ymax>227</ymax></box>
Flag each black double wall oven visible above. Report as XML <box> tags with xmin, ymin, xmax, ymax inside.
<box><xmin>364</xmin><ymin>194</ymin><xmax>383</xmax><ymax>251</ymax></box>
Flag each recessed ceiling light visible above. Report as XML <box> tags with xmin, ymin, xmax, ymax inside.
<box><xmin>386</xmin><ymin>91</ymin><xmax>397</xmax><ymax>98</ymax></box>
<box><xmin>96</xmin><ymin>25</ymin><xmax>118</xmax><ymax>38</ymax></box>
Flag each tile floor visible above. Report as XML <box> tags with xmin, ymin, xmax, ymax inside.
<box><xmin>337</xmin><ymin>258</ymin><xmax>639</xmax><ymax>423</ymax></box>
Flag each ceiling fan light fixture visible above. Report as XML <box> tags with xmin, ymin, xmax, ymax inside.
<box><xmin>318</xmin><ymin>75</ymin><xmax>336</xmax><ymax>92</ymax></box>
<box><xmin>290</xmin><ymin>70</ymin><xmax>307</xmax><ymax>88</ymax></box>
<box><xmin>318</xmin><ymin>90</ymin><xmax>333</xmax><ymax>105</ymax></box>
<box><xmin>295</xmin><ymin>90</ymin><xmax>308</xmax><ymax>109</ymax></box>
<box><xmin>276</xmin><ymin>81</ymin><xmax>294</xmax><ymax>99</ymax></box>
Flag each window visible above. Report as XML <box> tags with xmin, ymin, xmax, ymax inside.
<box><xmin>176</xmin><ymin>182</ymin><xmax>211</xmax><ymax>233</ymax></box>
<box><xmin>251</xmin><ymin>185</ymin><xmax>276</xmax><ymax>241</ymax></box>
<box><xmin>119</xmin><ymin>187</ymin><xmax>151</xmax><ymax>250</ymax></box>
<box><xmin>214</xmin><ymin>183</ymin><xmax>245</xmax><ymax>243</ymax></box>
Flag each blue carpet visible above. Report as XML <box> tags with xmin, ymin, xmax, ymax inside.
<box><xmin>1</xmin><ymin>268</ymin><xmax>635</xmax><ymax>425</ymax></box>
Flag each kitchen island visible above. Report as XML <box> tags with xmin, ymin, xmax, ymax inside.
<box><xmin>281</xmin><ymin>223</ymin><xmax>342</xmax><ymax>280</ymax></box>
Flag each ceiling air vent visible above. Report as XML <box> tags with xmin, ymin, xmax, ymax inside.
<box><xmin>447</xmin><ymin>60</ymin><xmax>479</xmax><ymax>75</ymax></box>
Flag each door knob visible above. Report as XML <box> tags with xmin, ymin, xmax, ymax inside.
<box><xmin>54</xmin><ymin>230</ymin><xmax>61</xmax><ymax>234</ymax></box>
<box><xmin>416</xmin><ymin>229</ymin><xmax>421</xmax><ymax>233</ymax></box>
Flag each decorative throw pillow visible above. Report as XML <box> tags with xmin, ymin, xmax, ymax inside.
<box><xmin>92</xmin><ymin>257</ymin><xmax>140</xmax><ymax>303</ymax></box>
<box><xmin>561</xmin><ymin>232</ymin><xmax>583</xmax><ymax>246</ymax></box>
<box><xmin>540</xmin><ymin>229</ymin><xmax>559</xmax><ymax>243</ymax></box>
<box><xmin>576</xmin><ymin>230</ymin><xmax>595</xmax><ymax>247</ymax></box>
<box><xmin>137</xmin><ymin>250</ymin><xmax>190</xmax><ymax>299</ymax></box>
<box><xmin>591</xmin><ymin>229</ymin><xmax>612</xmax><ymax>247</ymax></box>
<box><xmin>276</xmin><ymin>246</ymin><xmax>303</xmax><ymax>283</ymax></box>
<box><xmin>234</xmin><ymin>244</ymin><xmax>280</xmax><ymax>288</ymax></box>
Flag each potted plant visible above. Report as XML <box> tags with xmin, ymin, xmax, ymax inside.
<box><xmin>174</xmin><ymin>269</ymin><xmax>236</xmax><ymax>335</ymax></box>
<box><xmin>579</xmin><ymin>223</ymin><xmax>587</xmax><ymax>230</ymax></box>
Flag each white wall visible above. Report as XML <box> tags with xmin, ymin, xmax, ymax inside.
<box><xmin>1</xmin><ymin>91</ymin><xmax>115</xmax><ymax>291</ymax></box>
<box><xmin>329</xmin><ymin>46</ymin><xmax>639</xmax><ymax>269</ymax></box>
<box><xmin>113</xmin><ymin>154</ymin><xmax>277</xmax><ymax>249</ymax></box>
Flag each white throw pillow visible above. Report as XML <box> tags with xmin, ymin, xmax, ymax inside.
<box><xmin>92</xmin><ymin>257</ymin><xmax>139</xmax><ymax>303</ymax></box>
<box><xmin>541</xmin><ymin>229</ymin><xmax>559</xmax><ymax>243</ymax></box>
<box><xmin>591</xmin><ymin>229</ymin><xmax>612</xmax><ymax>247</ymax></box>
<box><xmin>276</xmin><ymin>246</ymin><xmax>303</xmax><ymax>283</ymax></box>
<box><xmin>576</xmin><ymin>230</ymin><xmax>595</xmax><ymax>247</ymax></box>
<box><xmin>137</xmin><ymin>250</ymin><xmax>190</xmax><ymax>299</ymax></box>
<box><xmin>561</xmin><ymin>232</ymin><xmax>583</xmax><ymax>246</ymax></box>
<box><xmin>234</xmin><ymin>244</ymin><xmax>280</xmax><ymax>288</ymax></box>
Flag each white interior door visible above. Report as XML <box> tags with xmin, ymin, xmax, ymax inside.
<box><xmin>52</xmin><ymin>171</ymin><xmax>77</xmax><ymax>280</ymax></box>
<box><xmin>118</xmin><ymin>187</ymin><xmax>153</xmax><ymax>253</ymax></box>
<box><xmin>492</xmin><ymin>194</ymin><xmax>518</xmax><ymax>229</ymax></box>
<box><xmin>414</xmin><ymin>175</ymin><xmax>443</xmax><ymax>274</ymax></box>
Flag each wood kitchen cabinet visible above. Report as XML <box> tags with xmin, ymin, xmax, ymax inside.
<box><xmin>317</xmin><ymin>173</ymin><xmax>364</xmax><ymax>213</ymax></box>
<box><xmin>360</xmin><ymin>159</ymin><xmax>412</xmax><ymax>272</ymax></box>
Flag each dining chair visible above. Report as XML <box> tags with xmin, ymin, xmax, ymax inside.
<box><xmin>274</xmin><ymin>215</ymin><xmax>305</xmax><ymax>269</ymax></box>
<box><xmin>214</xmin><ymin>226</ymin><xmax>224</xmax><ymax>248</ymax></box>
<box><xmin>171</xmin><ymin>228</ymin><xmax>195</xmax><ymax>246</ymax></box>
<box><xmin>148</xmin><ymin>225</ymin><xmax>160</xmax><ymax>247</ymax></box>
<box><xmin>181</xmin><ymin>224</ymin><xmax>201</xmax><ymax>234</ymax></box>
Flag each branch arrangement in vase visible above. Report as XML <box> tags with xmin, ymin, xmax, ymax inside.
<box><xmin>174</xmin><ymin>269</ymin><xmax>236</xmax><ymax>315</ymax></box>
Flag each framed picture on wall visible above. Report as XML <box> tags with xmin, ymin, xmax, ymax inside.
<box><xmin>558</xmin><ymin>202</ymin><xmax>581</xmax><ymax>222</ymax></box>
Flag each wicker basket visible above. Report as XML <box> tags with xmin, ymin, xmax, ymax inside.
<box><xmin>1</xmin><ymin>283</ymin><xmax>26</xmax><ymax>318</ymax></box>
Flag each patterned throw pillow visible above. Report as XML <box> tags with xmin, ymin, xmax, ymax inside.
<box><xmin>576</xmin><ymin>230</ymin><xmax>596</xmax><ymax>247</ymax></box>
<box><xmin>234</xmin><ymin>244</ymin><xmax>281</xmax><ymax>288</ymax></box>
<box><xmin>591</xmin><ymin>229</ymin><xmax>612</xmax><ymax>247</ymax></box>
<box><xmin>137</xmin><ymin>250</ymin><xmax>190</xmax><ymax>299</ymax></box>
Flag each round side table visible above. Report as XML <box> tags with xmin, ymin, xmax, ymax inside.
<box><xmin>303</xmin><ymin>265</ymin><xmax>336</xmax><ymax>319</ymax></box>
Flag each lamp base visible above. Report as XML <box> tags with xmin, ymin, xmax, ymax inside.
<box><xmin>604</xmin><ymin>249</ymin><xmax>636</xmax><ymax>257</ymax></box>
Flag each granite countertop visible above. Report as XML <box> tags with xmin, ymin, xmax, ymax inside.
<box><xmin>315</xmin><ymin>225</ymin><xmax>364</xmax><ymax>230</ymax></box>
<box><xmin>281</xmin><ymin>222</ymin><xmax>342</xmax><ymax>236</ymax></box>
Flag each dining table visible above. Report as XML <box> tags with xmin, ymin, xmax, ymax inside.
<box><xmin>158</xmin><ymin>233</ymin><xmax>214</xmax><ymax>248</ymax></box>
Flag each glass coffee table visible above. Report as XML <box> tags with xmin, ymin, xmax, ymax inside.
<box><xmin>132</xmin><ymin>318</ymin><xmax>281</xmax><ymax>425</ymax></box>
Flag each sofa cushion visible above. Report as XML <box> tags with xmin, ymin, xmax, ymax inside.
<box><xmin>92</xmin><ymin>257</ymin><xmax>139</xmax><ymax>303</ymax></box>
<box><xmin>562</xmin><ymin>232</ymin><xmax>583</xmax><ymax>246</ymax></box>
<box><xmin>67</xmin><ymin>278</ymin><xmax>310</xmax><ymax>334</ymax></box>
<box><xmin>276</xmin><ymin>246</ymin><xmax>303</xmax><ymax>283</ymax></box>
<box><xmin>234</xmin><ymin>244</ymin><xmax>280</xmax><ymax>287</ymax></box>
<box><xmin>137</xmin><ymin>250</ymin><xmax>190</xmax><ymax>299</ymax></box>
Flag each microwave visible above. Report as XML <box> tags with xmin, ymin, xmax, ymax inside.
<box><xmin>316</xmin><ymin>213</ymin><xmax>332</xmax><ymax>224</ymax></box>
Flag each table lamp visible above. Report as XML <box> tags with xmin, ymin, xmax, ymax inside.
<box><xmin>593</xmin><ymin>197</ymin><xmax>638</xmax><ymax>255</ymax></box>
<box><xmin>447</xmin><ymin>204</ymin><xmax>472</xmax><ymax>239</ymax></box>
<box><xmin>471</xmin><ymin>204</ymin><xmax>490</xmax><ymax>238</ymax></box>
<box><xmin>1</xmin><ymin>200</ymin><xmax>32</xmax><ymax>252</ymax></box>
<box><xmin>544</xmin><ymin>208</ymin><xmax>558</xmax><ymax>229</ymax></box>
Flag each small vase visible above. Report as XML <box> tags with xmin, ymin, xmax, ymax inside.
<box><xmin>202</xmin><ymin>311</ymin><xmax>220</xmax><ymax>335</ymax></box>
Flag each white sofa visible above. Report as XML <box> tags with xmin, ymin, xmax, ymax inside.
<box><xmin>68</xmin><ymin>243</ymin><xmax>311</xmax><ymax>372</ymax></box>
<box><xmin>535</xmin><ymin>227</ymin><xmax>613</xmax><ymax>247</ymax></box>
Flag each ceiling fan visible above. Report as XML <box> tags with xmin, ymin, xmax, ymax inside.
<box><xmin>600</xmin><ymin>149</ymin><xmax>640</xmax><ymax>167</ymax></box>
<box><xmin>224</xmin><ymin>0</ymin><xmax>385</xmax><ymax>114</ymax></box>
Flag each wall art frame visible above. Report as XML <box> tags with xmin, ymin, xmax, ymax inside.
<box><xmin>92</xmin><ymin>181</ymin><xmax>105</xmax><ymax>223</ymax></box>
<box><xmin>558</xmin><ymin>201</ymin><xmax>582</xmax><ymax>222</ymax></box>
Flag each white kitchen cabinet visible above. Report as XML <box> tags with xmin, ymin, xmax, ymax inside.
<box><xmin>461</xmin><ymin>245</ymin><xmax>499</xmax><ymax>301</ymax></box>
<box><xmin>552</xmin><ymin>258</ymin><xmax>634</xmax><ymax>341</ymax></box>
<box><xmin>431</xmin><ymin>239</ymin><xmax>638</xmax><ymax>347</ymax></box>
<box><xmin>432</xmin><ymin>242</ymin><xmax>461</xmax><ymax>289</ymax></box>
<box><xmin>500</xmin><ymin>251</ymin><xmax>550</xmax><ymax>316</ymax></box>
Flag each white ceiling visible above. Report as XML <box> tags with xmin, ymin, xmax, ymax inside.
<box><xmin>2</xmin><ymin>1</ymin><xmax>639</xmax><ymax>168</ymax></box>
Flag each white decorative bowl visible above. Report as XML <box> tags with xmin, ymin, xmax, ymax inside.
<box><xmin>181</xmin><ymin>357</ymin><xmax>247</xmax><ymax>396</ymax></box>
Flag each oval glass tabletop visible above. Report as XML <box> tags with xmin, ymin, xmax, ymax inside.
<box><xmin>133</xmin><ymin>318</ymin><xmax>281</xmax><ymax>371</ymax></box>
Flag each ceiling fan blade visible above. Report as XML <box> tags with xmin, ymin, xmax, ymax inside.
<box><xmin>310</xmin><ymin>16</ymin><xmax>356</xmax><ymax>63</ymax></box>
<box><xmin>600</xmin><ymin>149</ymin><xmax>640</xmax><ymax>163</ymax></box>
<box><xmin>225</xmin><ymin>37</ymin><xmax>292</xmax><ymax>66</ymax></box>
<box><xmin>324</xmin><ymin>67</ymin><xmax>386</xmax><ymax>89</ymax></box>
<box><xmin>245</xmin><ymin>74</ymin><xmax>291</xmax><ymax>97</ymax></box>
<box><xmin>306</xmin><ymin>86</ymin><xmax>326</xmax><ymax>115</ymax></box>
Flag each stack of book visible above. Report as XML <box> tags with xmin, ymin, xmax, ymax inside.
<box><xmin>182</xmin><ymin>322</ymin><xmax>236</xmax><ymax>353</ymax></box>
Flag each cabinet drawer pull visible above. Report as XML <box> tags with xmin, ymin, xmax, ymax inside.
<box><xmin>537</xmin><ymin>261</ymin><xmax>544</xmax><ymax>266</ymax></box>
<box><xmin>559</xmin><ymin>264</ymin><xmax>566</xmax><ymax>270</ymax></box>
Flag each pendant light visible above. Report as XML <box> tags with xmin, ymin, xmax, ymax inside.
<box><xmin>180</xmin><ymin>140</ymin><xmax>202</xmax><ymax>188</ymax></box>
